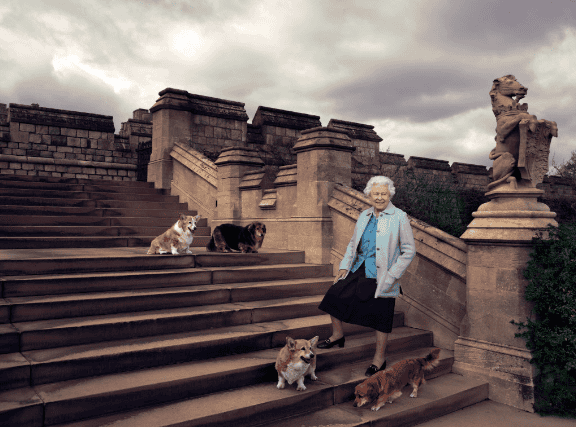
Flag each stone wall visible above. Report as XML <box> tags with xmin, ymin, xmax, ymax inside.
<box><xmin>0</xmin><ymin>103</ymin><xmax>139</xmax><ymax>181</ymax></box>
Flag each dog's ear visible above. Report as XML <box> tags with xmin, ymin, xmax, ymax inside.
<box><xmin>309</xmin><ymin>336</ymin><xmax>319</xmax><ymax>347</ymax></box>
<box><xmin>286</xmin><ymin>336</ymin><xmax>296</xmax><ymax>350</ymax></box>
<box><xmin>178</xmin><ymin>213</ymin><xmax>186</xmax><ymax>221</ymax></box>
<box><xmin>248</xmin><ymin>223</ymin><xmax>255</xmax><ymax>233</ymax></box>
<box><xmin>195</xmin><ymin>214</ymin><xmax>200</xmax><ymax>221</ymax></box>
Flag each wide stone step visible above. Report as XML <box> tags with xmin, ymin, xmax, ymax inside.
<box><xmin>0</xmin><ymin>235</ymin><xmax>211</xmax><ymax>249</ymax></box>
<box><xmin>0</xmin><ymin>330</ymin><xmax>434</xmax><ymax>426</ymax></box>
<box><xmin>18</xmin><ymin>317</ymin><xmax>408</xmax><ymax>388</ymax></box>
<box><xmin>49</xmin><ymin>348</ymin><xmax>463</xmax><ymax>427</ymax></box>
<box><xmin>0</xmin><ymin>188</ymin><xmax>177</xmax><ymax>201</ymax></box>
<box><xmin>267</xmin><ymin>373</ymin><xmax>488</xmax><ymax>427</ymax></box>
<box><xmin>7</xmin><ymin>278</ymin><xmax>333</xmax><ymax>322</ymax></box>
<box><xmin>0</xmin><ymin>175</ymin><xmax>155</xmax><ymax>188</ymax></box>
<box><xmin>0</xmin><ymin>225</ymin><xmax>211</xmax><ymax>237</ymax></box>
<box><xmin>2</xmin><ymin>262</ymin><xmax>331</xmax><ymax>297</ymax></box>
<box><xmin>0</xmin><ymin>195</ymin><xmax>189</xmax><ymax>210</ymax></box>
<box><xmin>0</xmin><ymin>205</ymin><xmax>197</xmax><ymax>218</ymax></box>
<box><xmin>0</xmin><ymin>247</ymin><xmax>302</xmax><ymax>276</ymax></box>
<box><xmin>0</xmin><ymin>215</ymin><xmax>205</xmax><ymax>227</ymax></box>
<box><xmin>14</xmin><ymin>295</ymin><xmax>330</xmax><ymax>351</ymax></box>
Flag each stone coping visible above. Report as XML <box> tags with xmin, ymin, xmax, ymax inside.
<box><xmin>327</xmin><ymin>118</ymin><xmax>383</xmax><ymax>142</ymax></box>
<box><xmin>0</xmin><ymin>154</ymin><xmax>137</xmax><ymax>170</ymax></box>
<box><xmin>252</xmin><ymin>106</ymin><xmax>321</xmax><ymax>130</ymax></box>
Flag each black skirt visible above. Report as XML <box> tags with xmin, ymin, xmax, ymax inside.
<box><xmin>318</xmin><ymin>263</ymin><xmax>396</xmax><ymax>333</ymax></box>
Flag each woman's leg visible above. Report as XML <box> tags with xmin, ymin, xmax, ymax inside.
<box><xmin>328</xmin><ymin>315</ymin><xmax>345</xmax><ymax>341</ymax></box>
<box><xmin>372</xmin><ymin>330</ymin><xmax>388</xmax><ymax>367</ymax></box>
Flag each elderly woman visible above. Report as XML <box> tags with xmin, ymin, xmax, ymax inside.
<box><xmin>317</xmin><ymin>176</ymin><xmax>416</xmax><ymax>376</ymax></box>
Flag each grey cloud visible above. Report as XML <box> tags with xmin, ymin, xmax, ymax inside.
<box><xmin>417</xmin><ymin>0</ymin><xmax>576</xmax><ymax>53</ymax></box>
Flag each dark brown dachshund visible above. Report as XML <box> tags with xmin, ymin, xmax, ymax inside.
<box><xmin>206</xmin><ymin>222</ymin><xmax>266</xmax><ymax>253</ymax></box>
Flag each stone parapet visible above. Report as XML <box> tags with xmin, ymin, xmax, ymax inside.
<box><xmin>327</xmin><ymin>119</ymin><xmax>382</xmax><ymax>142</ymax></box>
<box><xmin>379</xmin><ymin>152</ymin><xmax>408</xmax><ymax>166</ymax></box>
<box><xmin>408</xmin><ymin>156</ymin><xmax>452</xmax><ymax>171</ymax></box>
<box><xmin>150</xmin><ymin>88</ymin><xmax>249</xmax><ymax>122</ymax></box>
<box><xmin>451</xmin><ymin>162</ymin><xmax>489</xmax><ymax>175</ymax></box>
<box><xmin>252</xmin><ymin>106</ymin><xmax>320</xmax><ymax>130</ymax></box>
<box><xmin>8</xmin><ymin>103</ymin><xmax>115</xmax><ymax>133</ymax></box>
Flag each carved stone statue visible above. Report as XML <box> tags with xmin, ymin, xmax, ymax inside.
<box><xmin>488</xmin><ymin>75</ymin><xmax>558</xmax><ymax>191</ymax></box>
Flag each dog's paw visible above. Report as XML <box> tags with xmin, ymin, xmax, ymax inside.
<box><xmin>276</xmin><ymin>382</ymin><xmax>285</xmax><ymax>389</ymax></box>
<box><xmin>296</xmin><ymin>382</ymin><xmax>307</xmax><ymax>391</ymax></box>
<box><xmin>310</xmin><ymin>373</ymin><xmax>318</xmax><ymax>381</ymax></box>
<box><xmin>185</xmin><ymin>249</ymin><xmax>193</xmax><ymax>254</ymax></box>
<box><xmin>410</xmin><ymin>392</ymin><xmax>417</xmax><ymax>398</ymax></box>
<box><xmin>371</xmin><ymin>404</ymin><xmax>383</xmax><ymax>411</ymax></box>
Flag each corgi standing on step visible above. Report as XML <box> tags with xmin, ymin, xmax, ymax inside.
<box><xmin>147</xmin><ymin>214</ymin><xmax>200</xmax><ymax>255</ymax></box>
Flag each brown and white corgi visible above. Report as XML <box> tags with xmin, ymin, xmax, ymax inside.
<box><xmin>147</xmin><ymin>214</ymin><xmax>200</xmax><ymax>255</ymax></box>
<box><xmin>275</xmin><ymin>336</ymin><xmax>319</xmax><ymax>391</ymax></box>
<box><xmin>353</xmin><ymin>348</ymin><xmax>441</xmax><ymax>411</ymax></box>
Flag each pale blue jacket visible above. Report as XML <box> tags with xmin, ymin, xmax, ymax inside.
<box><xmin>338</xmin><ymin>202</ymin><xmax>416</xmax><ymax>298</ymax></box>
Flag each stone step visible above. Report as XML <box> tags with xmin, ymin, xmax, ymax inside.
<box><xmin>0</xmin><ymin>225</ymin><xmax>211</xmax><ymax>237</ymax></box>
<box><xmin>50</xmin><ymin>348</ymin><xmax>464</xmax><ymax>427</ymax></box>
<box><xmin>0</xmin><ymin>330</ymin><xmax>435</xmax><ymax>426</ymax></box>
<box><xmin>0</xmin><ymin>174</ymin><xmax>156</xmax><ymax>188</ymax></box>
<box><xmin>0</xmin><ymin>178</ymin><xmax>170</xmax><ymax>195</ymax></box>
<box><xmin>0</xmin><ymin>235</ymin><xmax>211</xmax><ymax>249</ymax></box>
<box><xmin>2</xmin><ymin>262</ymin><xmax>331</xmax><ymax>297</ymax></box>
<box><xmin>0</xmin><ymin>188</ymin><xmax>181</xmax><ymax>202</ymax></box>
<box><xmin>266</xmin><ymin>373</ymin><xmax>488</xmax><ymax>427</ymax></box>
<box><xmin>0</xmin><ymin>215</ymin><xmax>207</xmax><ymax>227</ymax></box>
<box><xmin>7</xmin><ymin>277</ymin><xmax>333</xmax><ymax>322</ymax></box>
<box><xmin>13</xmin><ymin>295</ymin><xmax>331</xmax><ymax>351</ymax></box>
<box><xmin>0</xmin><ymin>247</ymin><xmax>303</xmax><ymax>276</ymax></box>
<box><xmin>18</xmin><ymin>317</ymin><xmax>409</xmax><ymax>389</ymax></box>
<box><xmin>0</xmin><ymin>195</ymin><xmax>189</xmax><ymax>210</ymax></box>
<box><xmin>0</xmin><ymin>204</ymin><xmax>198</xmax><ymax>218</ymax></box>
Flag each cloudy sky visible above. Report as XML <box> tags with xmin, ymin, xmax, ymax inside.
<box><xmin>1</xmin><ymin>0</ymin><xmax>575</xmax><ymax>169</ymax></box>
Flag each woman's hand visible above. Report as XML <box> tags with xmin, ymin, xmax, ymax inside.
<box><xmin>333</xmin><ymin>269</ymin><xmax>348</xmax><ymax>284</ymax></box>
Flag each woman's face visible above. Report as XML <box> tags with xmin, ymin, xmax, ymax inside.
<box><xmin>369</xmin><ymin>183</ymin><xmax>391</xmax><ymax>212</ymax></box>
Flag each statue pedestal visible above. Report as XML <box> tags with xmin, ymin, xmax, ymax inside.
<box><xmin>458</xmin><ymin>185</ymin><xmax>557</xmax><ymax>412</ymax></box>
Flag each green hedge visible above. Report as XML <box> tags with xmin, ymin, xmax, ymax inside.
<box><xmin>513</xmin><ymin>222</ymin><xmax>576</xmax><ymax>417</ymax></box>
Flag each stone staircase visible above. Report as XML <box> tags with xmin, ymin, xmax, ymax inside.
<box><xmin>0</xmin><ymin>175</ymin><xmax>488</xmax><ymax>426</ymax></box>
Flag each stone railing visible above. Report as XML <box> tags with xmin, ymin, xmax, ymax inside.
<box><xmin>328</xmin><ymin>184</ymin><xmax>467</xmax><ymax>351</ymax></box>
<box><xmin>169</xmin><ymin>140</ymin><xmax>218</xmax><ymax>220</ymax></box>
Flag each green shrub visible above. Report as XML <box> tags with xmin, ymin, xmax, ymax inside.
<box><xmin>512</xmin><ymin>222</ymin><xmax>576</xmax><ymax>417</ymax></box>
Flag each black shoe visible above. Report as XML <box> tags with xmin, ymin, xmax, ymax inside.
<box><xmin>317</xmin><ymin>336</ymin><xmax>346</xmax><ymax>349</ymax></box>
<box><xmin>365</xmin><ymin>360</ymin><xmax>386</xmax><ymax>377</ymax></box>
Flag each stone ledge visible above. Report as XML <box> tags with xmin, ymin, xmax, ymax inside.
<box><xmin>273</xmin><ymin>165</ymin><xmax>297</xmax><ymax>187</ymax></box>
<box><xmin>170</xmin><ymin>141</ymin><xmax>217</xmax><ymax>187</ymax></box>
<box><xmin>452</xmin><ymin>162</ymin><xmax>489</xmax><ymax>175</ymax></box>
<box><xmin>0</xmin><ymin>154</ymin><xmax>137</xmax><ymax>170</ymax></box>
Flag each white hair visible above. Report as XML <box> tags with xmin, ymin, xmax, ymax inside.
<box><xmin>363</xmin><ymin>176</ymin><xmax>395</xmax><ymax>198</ymax></box>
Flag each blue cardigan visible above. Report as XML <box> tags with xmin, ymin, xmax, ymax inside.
<box><xmin>338</xmin><ymin>203</ymin><xmax>416</xmax><ymax>298</ymax></box>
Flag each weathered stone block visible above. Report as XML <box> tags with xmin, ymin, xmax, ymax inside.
<box><xmin>67</xmin><ymin>137</ymin><xmax>81</xmax><ymax>147</ymax></box>
<box><xmin>36</xmin><ymin>125</ymin><xmax>48</xmax><ymax>134</ymax></box>
<box><xmin>49</xmin><ymin>126</ymin><xmax>60</xmax><ymax>135</ymax></box>
<box><xmin>41</xmin><ymin>134</ymin><xmax>51</xmax><ymax>144</ymax></box>
<box><xmin>89</xmin><ymin>131</ymin><xmax>102</xmax><ymax>139</ymax></box>
<box><xmin>11</xmin><ymin>130</ymin><xmax>29</xmax><ymax>143</ymax></box>
<box><xmin>51</xmin><ymin>135</ymin><xmax>67</xmax><ymax>146</ymax></box>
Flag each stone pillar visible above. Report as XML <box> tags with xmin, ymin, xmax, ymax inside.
<box><xmin>148</xmin><ymin>89</ymin><xmax>192</xmax><ymax>189</ymax></box>
<box><xmin>291</xmin><ymin>127</ymin><xmax>355</xmax><ymax>264</ymax></box>
<box><xmin>214</xmin><ymin>146</ymin><xmax>264</xmax><ymax>226</ymax></box>
<box><xmin>457</xmin><ymin>186</ymin><xmax>557</xmax><ymax>411</ymax></box>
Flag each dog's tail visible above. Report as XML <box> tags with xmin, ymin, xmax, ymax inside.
<box><xmin>420</xmin><ymin>348</ymin><xmax>441</xmax><ymax>371</ymax></box>
<box><xmin>206</xmin><ymin>237</ymin><xmax>216</xmax><ymax>252</ymax></box>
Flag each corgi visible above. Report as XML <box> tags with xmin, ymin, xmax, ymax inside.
<box><xmin>147</xmin><ymin>214</ymin><xmax>200</xmax><ymax>255</ymax></box>
<box><xmin>275</xmin><ymin>336</ymin><xmax>319</xmax><ymax>391</ymax></box>
<box><xmin>353</xmin><ymin>348</ymin><xmax>441</xmax><ymax>411</ymax></box>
